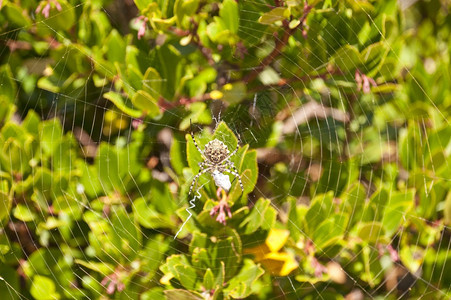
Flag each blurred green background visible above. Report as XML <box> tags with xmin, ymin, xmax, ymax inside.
<box><xmin>0</xmin><ymin>0</ymin><xmax>450</xmax><ymax>299</ymax></box>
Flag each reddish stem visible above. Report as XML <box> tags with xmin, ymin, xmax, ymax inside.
<box><xmin>243</xmin><ymin>4</ymin><xmax>312</xmax><ymax>84</ymax></box>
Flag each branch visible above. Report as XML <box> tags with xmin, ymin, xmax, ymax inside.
<box><xmin>242</xmin><ymin>3</ymin><xmax>312</xmax><ymax>84</ymax></box>
<box><xmin>158</xmin><ymin>93</ymin><xmax>213</xmax><ymax>111</ymax></box>
<box><xmin>248</xmin><ymin>73</ymin><xmax>327</xmax><ymax>93</ymax></box>
<box><xmin>282</xmin><ymin>100</ymin><xmax>350</xmax><ymax>135</ymax></box>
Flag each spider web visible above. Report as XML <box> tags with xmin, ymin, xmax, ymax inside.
<box><xmin>0</xmin><ymin>0</ymin><xmax>450</xmax><ymax>299</ymax></box>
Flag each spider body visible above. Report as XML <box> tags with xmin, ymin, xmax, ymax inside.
<box><xmin>204</xmin><ymin>140</ymin><xmax>229</xmax><ymax>164</ymax></box>
<box><xmin>189</xmin><ymin>133</ymin><xmax>244</xmax><ymax>195</ymax></box>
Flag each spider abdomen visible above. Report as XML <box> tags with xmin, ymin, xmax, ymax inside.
<box><xmin>189</xmin><ymin>133</ymin><xmax>243</xmax><ymax>195</ymax></box>
<box><xmin>204</xmin><ymin>139</ymin><xmax>229</xmax><ymax>163</ymax></box>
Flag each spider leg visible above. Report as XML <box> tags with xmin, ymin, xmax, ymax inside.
<box><xmin>189</xmin><ymin>166</ymin><xmax>211</xmax><ymax>195</ymax></box>
<box><xmin>189</xmin><ymin>119</ymin><xmax>204</xmax><ymax>157</ymax></box>
<box><xmin>190</xmin><ymin>129</ymin><xmax>204</xmax><ymax>155</ymax></box>
<box><xmin>224</xmin><ymin>161</ymin><xmax>244</xmax><ymax>192</ymax></box>
<box><xmin>226</xmin><ymin>132</ymin><xmax>242</xmax><ymax>159</ymax></box>
<box><xmin>224</xmin><ymin>143</ymin><xmax>240</xmax><ymax>162</ymax></box>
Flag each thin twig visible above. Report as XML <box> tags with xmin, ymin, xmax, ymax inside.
<box><xmin>158</xmin><ymin>93</ymin><xmax>213</xmax><ymax>111</ymax></box>
<box><xmin>242</xmin><ymin>3</ymin><xmax>312</xmax><ymax>83</ymax></box>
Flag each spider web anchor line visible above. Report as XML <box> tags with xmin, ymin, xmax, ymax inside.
<box><xmin>174</xmin><ymin>183</ymin><xmax>206</xmax><ymax>239</ymax></box>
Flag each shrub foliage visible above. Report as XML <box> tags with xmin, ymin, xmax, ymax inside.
<box><xmin>0</xmin><ymin>0</ymin><xmax>450</xmax><ymax>299</ymax></box>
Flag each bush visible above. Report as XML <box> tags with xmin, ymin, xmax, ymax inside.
<box><xmin>0</xmin><ymin>0</ymin><xmax>450</xmax><ymax>299</ymax></box>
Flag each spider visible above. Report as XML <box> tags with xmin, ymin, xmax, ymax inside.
<box><xmin>189</xmin><ymin>130</ymin><xmax>244</xmax><ymax>195</ymax></box>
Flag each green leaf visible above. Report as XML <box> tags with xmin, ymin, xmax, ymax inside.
<box><xmin>189</xmin><ymin>232</ymin><xmax>208</xmax><ymax>252</ymax></box>
<box><xmin>37</xmin><ymin>77</ymin><xmax>60</xmax><ymax>93</ymax></box>
<box><xmin>80</xmin><ymin>274</ymin><xmax>103</xmax><ymax>295</ymax></box>
<box><xmin>359</xmin><ymin>245</ymin><xmax>384</xmax><ymax>286</ymax></box>
<box><xmin>83</xmin><ymin>211</ymin><xmax>123</xmax><ymax>262</ymax></box>
<box><xmin>215</xmin><ymin>261</ymin><xmax>226</xmax><ymax>287</ymax></box>
<box><xmin>0</xmin><ymin>64</ymin><xmax>17</xmax><ymax>103</ymax></box>
<box><xmin>203</xmin><ymin>268</ymin><xmax>215</xmax><ymax>290</ymax></box>
<box><xmin>361</xmin><ymin>41</ymin><xmax>389</xmax><ymax>77</ymax></box>
<box><xmin>288</xmin><ymin>197</ymin><xmax>308</xmax><ymax>242</ymax></box>
<box><xmin>170</xmin><ymin>134</ymin><xmax>188</xmax><ymax>175</ymax></box>
<box><xmin>22</xmin><ymin>110</ymin><xmax>41</xmax><ymax>138</ymax></box>
<box><xmin>103</xmin><ymin>91</ymin><xmax>142</xmax><ymax>118</ymax></box>
<box><xmin>134</xmin><ymin>0</ymin><xmax>152</xmax><ymax>11</ymax></box>
<box><xmin>131</xmin><ymin>90</ymin><xmax>160</xmax><ymax>117</ymax></box>
<box><xmin>215</xmin><ymin>233</ymin><xmax>242</xmax><ymax>279</ymax></box>
<box><xmin>213</xmin><ymin>121</ymin><xmax>238</xmax><ymax>150</ymax></box>
<box><xmin>0</xmin><ymin>98</ymin><xmax>13</xmax><ymax>124</ymax></box>
<box><xmin>312</xmin><ymin>215</ymin><xmax>346</xmax><ymax>250</ymax></box>
<box><xmin>39</xmin><ymin>119</ymin><xmax>63</xmax><ymax>156</ymax></box>
<box><xmin>357</xmin><ymin>21</ymin><xmax>372</xmax><ymax>45</ymax></box>
<box><xmin>0</xmin><ymin>192</ymin><xmax>12</xmax><ymax>223</ymax></box>
<box><xmin>186</xmin><ymin>68</ymin><xmax>217</xmax><ymax>98</ymax></box>
<box><xmin>30</xmin><ymin>275</ymin><xmax>60</xmax><ymax>300</ymax></box>
<box><xmin>142</xmin><ymin>67</ymin><xmax>162</xmax><ymax>102</ymax></box>
<box><xmin>418</xmin><ymin>181</ymin><xmax>447</xmax><ymax>219</ymax></box>
<box><xmin>317</xmin><ymin>160</ymin><xmax>358</xmax><ymax>195</ymax></box>
<box><xmin>220</xmin><ymin>0</ymin><xmax>239</xmax><ymax>34</ymax></box>
<box><xmin>0</xmin><ymin>263</ymin><xmax>19</xmax><ymax>300</ymax></box>
<box><xmin>206</xmin><ymin>21</ymin><xmax>223</xmax><ymax>43</ymax></box>
<box><xmin>223</xmin><ymin>259</ymin><xmax>264</xmax><ymax>299</ymax></box>
<box><xmin>240</xmin><ymin>198</ymin><xmax>276</xmax><ymax>234</ymax></box>
<box><xmin>105</xmin><ymin>30</ymin><xmax>126</xmax><ymax>63</ymax></box>
<box><xmin>174</xmin><ymin>0</ymin><xmax>200</xmax><ymax>28</ymax></box>
<box><xmin>37</xmin><ymin>0</ymin><xmax>75</xmax><ymax>31</ymax></box>
<box><xmin>5</xmin><ymin>3</ymin><xmax>32</xmax><ymax>27</ymax></box>
<box><xmin>77</xmin><ymin>160</ymin><xmax>103</xmax><ymax>198</ymax></box>
<box><xmin>139</xmin><ymin>235</ymin><xmax>170</xmax><ymax>276</ymax></box>
<box><xmin>221</xmin><ymin>82</ymin><xmax>247</xmax><ymax>104</ymax></box>
<box><xmin>93</xmin><ymin>54</ymin><xmax>116</xmax><ymax>80</ymax></box>
<box><xmin>141</xmin><ymin>287</ymin><xmax>165</xmax><ymax>300</ymax></box>
<box><xmin>304</xmin><ymin>192</ymin><xmax>334</xmax><ymax>234</ymax></box>
<box><xmin>258</xmin><ymin>7</ymin><xmax>289</xmax><ymax>25</ymax></box>
<box><xmin>371</xmin><ymin>83</ymin><xmax>398</xmax><ymax>93</ymax></box>
<box><xmin>400</xmin><ymin>245</ymin><xmax>424</xmax><ymax>274</ymax></box>
<box><xmin>154</xmin><ymin>44</ymin><xmax>182</xmax><ymax>100</ymax></box>
<box><xmin>332</xmin><ymin>45</ymin><xmax>362</xmax><ymax>73</ymax></box>
<box><xmin>150</xmin><ymin>179</ymin><xmax>176</xmax><ymax>214</ymax></box>
<box><xmin>174</xmin><ymin>264</ymin><xmax>198</xmax><ymax>290</ymax></box>
<box><xmin>444</xmin><ymin>191</ymin><xmax>451</xmax><ymax>225</ymax></box>
<box><xmin>359</xmin><ymin>142</ymin><xmax>384</xmax><ymax>165</ymax></box>
<box><xmin>189</xmin><ymin>230</ymin><xmax>242</xmax><ymax>280</ymax></box>
<box><xmin>180</xmin><ymin>102</ymin><xmax>212</xmax><ymax>130</ymax></box>
<box><xmin>111</xmin><ymin>206</ymin><xmax>142</xmax><ymax>260</ymax></box>
<box><xmin>382</xmin><ymin>189</ymin><xmax>415</xmax><ymax>236</ymax></box>
<box><xmin>356</xmin><ymin>222</ymin><xmax>385</xmax><ymax>243</ymax></box>
<box><xmin>125</xmin><ymin>45</ymin><xmax>141</xmax><ymax>71</ymax></box>
<box><xmin>161</xmin><ymin>254</ymin><xmax>189</xmax><ymax>276</ymax></box>
<box><xmin>74</xmin><ymin>260</ymin><xmax>113</xmax><ymax>276</ymax></box>
<box><xmin>123</xmin><ymin>65</ymin><xmax>142</xmax><ymax>96</ymax></box>
<box><xmin>258</xmin><ymin>67</ymin><xmax>281</xmax><ymax>85</ymax></box>
<box><xmin>13</xmin><ymin>204</ymin><xmax>36</xmax><ymax>222</ymax></box>
<box><xmin>164</xmin><ymin>289</ymin><xmax>204</xmax><ymax>300</ymax></box>
<box><xmin>1</xmin><ymin>138</ymin><xmax>30</xmax><ymax>175</ymax></box>
<box><xmin>341</xmin><ymin>183</ymin><xmax>367</xmax><ymax>228</ymax></box>
<box><xmin>133</xmin><ymin>198</ymin><xmax>173</xmax><ymax>229</ymax></box>
<box><xmin>370</xmin><ymin>189</ymin><xmax>390</xmax><ymax>221</ymax></box>
<box><xmin>190</xmin><ymin>247</ymin><xmax>210</xmax><ymax>270</ymax></box>
<box><xmin>1</xmin><ymin>122</ymin><xmax>25</xmax><ymax>142</ymax></box>
<box><xmin>186</xmin><ymin>132</ymin><xmax>205</xmax><ymax>174</ymax></box>
<box><xmin>25</xmin><ymin>248</ymin><xmax>58</xmax><ymax>276</ymax></box>
<box><xmin>96</xmin><ymin>143</ymin><xmax>124</xmax><ymax>194</ymax></box>
<box><xmin>53</xmin><ymin>137</ymin><xmax>74</xmax><ymax>172</ymax></box>
<box><xmin>240</xmin><ymin>150</ymin><xmax>258</xmax><ymax>194</ymax></box>
<box><xmin>363</xmin><ymin>188</ymin><xmax>389</xmax><ymax>222</ymax></box>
